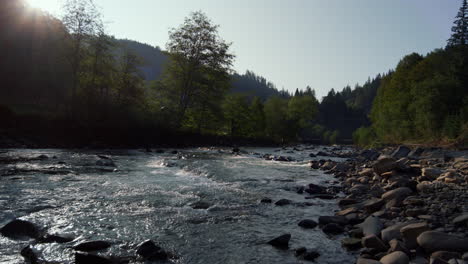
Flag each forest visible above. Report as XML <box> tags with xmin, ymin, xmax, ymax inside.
<box><xmin>0</xmin><ymin>0</ymin><xmax>467</xmax><ymax>147</ymax></box>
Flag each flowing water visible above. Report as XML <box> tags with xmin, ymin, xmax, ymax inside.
<box><xmin>0</xmin><ymin>147</ymin><xmax>353</xmax><ymax>264</ymax></box>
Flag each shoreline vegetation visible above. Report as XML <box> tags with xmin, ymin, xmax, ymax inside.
<box><xmin>1</xmin><ymin>0</ymin><xmax>467</xmax><ymax>149</ymax></box>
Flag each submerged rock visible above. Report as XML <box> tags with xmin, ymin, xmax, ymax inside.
<box><xmin>190</xmin><ymin>201</ymin><xmax>212</xmax><ymax>209</ymax></box>
<box><xmin>21</xmin><ymin>245</ymin><xmax>39</xmax><ymax>264</ymax></box>
<box><xmin>268</xmin><ymin>234</ymin><xmax>291</xmax><ymax>249</ymax></box>
<box><xmin>74</xmin><ymin>240</ymin><xmax>111</xmax><ymax>252</ymax></box>
<box><xmin>322</xmin><ymin>223</ymin><xmax>345</xmax><ymax>234</ymax></box>
<box><xmin>298</xmin><ymin>219</ymin><xmax>318</xmax><ymax>229</ymax></box>
<box><xmin>274</xmin><ymin>199</ymin><xmax>292</xmax><ymax>206</ymax></box>
<box><xmin>0</xmin><ymin>219</ymin><xmax>40</xmax><ymax>239</ymax></box>
<box><xmin>136</xmin><ymin>240</ymin><xmax>168</xmax><ymax>260</ymax></box>
<box><xmin>75</xmin><ymin>252</ymin><xmax>112</xmax><ymax>264</ymax></box>
<box><xmin>39</xmin><ymin>234</ymin><xmax>74</xmax><ymax>243</ymax></box>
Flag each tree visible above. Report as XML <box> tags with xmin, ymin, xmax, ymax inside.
<box><xmin>222</xmin><ymin>94</ymin><xmax>251</xmax><ymax>137</ymax></box>
<box><xmin>448</xmin><ymin>0</ymin><xmax>468</xmax><ymax>47</ymax></box>
<box><xmin>264</xmin><ymin>96</ymin><xmax>291</xmax><ymax>142</ymax></box>
<box><xmin>249</xmin><ymin>97</ymin><xmax>266</xmax><ymax>138</ymax></box>
<box><xmin>62</xmin><ymin>0</ymin><xmax>102</xmax><ymax>111</ymax></box>
<box><xmin>163</xmin><ymin>11</ymin><xmax>235</xmax><ymax>126</ymax></box>
<box><xmin>116</xmin><ymin>48</ymin><xmax>145</xmax><ymax>106</ymax></box>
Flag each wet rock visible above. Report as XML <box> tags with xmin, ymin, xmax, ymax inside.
<box><xmin>361</xmin><ymin>149</ymin><xmax>381</xmax><ymax>161</ymax></box>
<box><xmin>364</xmin><ymin>199</ymin><xmax>385</xmax><ymax>214</ymax></box>
<box><xmin>431</xmin><ymin>252</ymin><xmax>461</xmax><ymax>262</ymax></box>
<box><xmin>298</xmin><ymin>219</ymin><xmax>318</xmax><ymax>229</ymax></box>
<box><xmin>318</xmin><ymin>216</ymin><xmax>348</xmax><ymax>226</ymax></box>
<box><xmin>0</xmin><ymin>219</ymin><xmax>40</xmax><ymax>239</ymax></box>
<box><xmin>417</xmin><ymin>231</ymin><xmax>468</xmax><ymax>253</ymax></box>
<box><xmin>357</xmin><ymin>257</ymin><xmax>382</xmax><ymax>264</ymax></box>
<box><xmin>136</xmin><ymin>240</ymin><xmax>168</xmax><ymax>260</ymax></box>
<box><xmin>336</xmin><ymin>207</ymin><xmax>358</xmax><ymax>216</ymax></box>
<box><xmin>403</xmin><ymin>197</ymin><xmax>425</xmax><ymax>206</ymax></box>
<box><xmin>307</xmin><ymin>194</ymin><xmax>335</xmax><ymax>200</ymax></box>
<box><xmin>360</xmin><ymin>168</ymin><xmax>375</xmax><ymax>177</ymax></box>
<box><xmin>303</xmin><ymin>250</ymin><xmax>320</xmax><ymax>261</ymax></box>
<box><xmin>373</xmin><ymin>157</ymin><xmax>397</xmax><ymax>175</ymax></box>
<box><xmin>401</xmin><ymin>222</ymin><xmax>430</xmax><ymax>249</ymax></box>
<box><xmin>295</xmin><ymin>247</ymin><xmax>307</xmax><ymax>256</ymax></box>
<box><xmin>360</xmin><ymin>215</ymin><xmax>384</xmax><ymax>237</ymax></box>
<box><xmin>408</xmin><ymin>147</ymin><xmax>425</xmax><ymax>158</ymax></box>
<box><xmin>380</xmin><ymin>251</ymin><xmax>410</xmax><ymax>264</ymax></box>
<box><xmin>39</xmin><ymin>234</ymin><xmax>74</xmax><ymax>243</ymax></box>
<box><xmin>388</xmin><ymin>239</ymin><xmax>410</xmax><ymax>255</ymax></box>
<box><xmin>342</xmin><ymin>237</ymin><xmax>362</xmax><ymax>250</ymax></box>
<box><xmin>75</xmin><ymin>252</ymin><xmax>112</xmax><ymax>264</ymax></box>
<box><xmin>382</xmin><ymin>187</ymin><xmax>412</xmax><ymax>202</ymax></box>
<box><xmin>268</xmin><ymin>234</ymin><xmax>291</xmax><ymax>249</ymax></box>
<box><xmin>305</xmin><ymin>183</ymin><xmax>326</xmax><ymax>194</ymax></box>
<box><xmin>74</xmin><ymin>240</ymin><xmax>111</xmax><ymax>252</ymax></box>
<box><xmin>339</xmin><ymin>198</ymin><xmax>358</xmax><ymax>207</ymax></box>
<box><xmin>381</xmin><ymin>223</ymin><xmax>411</xmax><ymax>243</ymax></box>
<box><xmin>322</xmin><ymin>223</ymin><xmax>345</xmax><ymax>234</ymax></box>
<box><xmin>21</xmin><ymin>245</ymin><xmax>39</xmax><ymax>264</ymax></box>
<box><xmin>452</xmin><ymin>213</ymin><xmax>468</xmax><ymax>227</ymax></box>
<box><xmin>190</xmin><ymin>201</ymin><xmax>212</xmax><ymax>209</ymax></box>
<box><xmin>260</xmin><ymin>198</ymin><xmax>272</xmax><ymax>203</ymax></box>
<box><xmin>392</xmin><ymin>146</ymin><xmax>411</xmax><ymax>159</ymax></box>
<box><xmin>37</xmin><ymin>154</ymin><xmax>49</xmax><ymax>160</ymax></box>
<box><xmin>96</xmin><ymin>158</ymin><xmax>115</xmax><ymax>167</ymax></box>
<box><xmin>362</xmin><ymin>235</ymin><xmax>388</xmax><ymax>252</ymax></box>
<box><xmin>422</xmin><ymin>168</ymin><xmax>443</xmax><ymax>181</ymax></box>
<box><xmin>333</xmin><ymin>163</ymin><xmax>350</xmax><ymax>173</ymax></box>
<box><xmin>274</xmin><ymin>199</ymin><xmax>292</xmax><ymax>206</ymax></box>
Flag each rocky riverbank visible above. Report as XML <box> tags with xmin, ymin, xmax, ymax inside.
<box><xmin>308</xmin><ymin>146</ymin><xmax>468</xmax><ymax>264</ymax></box>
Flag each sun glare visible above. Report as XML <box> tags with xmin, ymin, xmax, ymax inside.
<box><xmin>25</xmin><ymin>0</ymin><xmax>60</xmax><ymax>15</ymax></box>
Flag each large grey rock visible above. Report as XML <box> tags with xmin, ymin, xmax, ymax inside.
<box><xmin>417</xmin><ymin>231</ymin><xmax>468</xmax><ymax>253</ymax></box>
<box><xmin>360</xmin><ymin>215</ymin><xmax>384</xmax><ymax>237</ymax></box>
<box><xmin>401</xmin><ymin>222</ymin><xmax>430</xmax><ymax>249</ymax></box>
<box><xmin>362</xmin><ymin>235</ymin><xmax>388</xmax><ymax>252</ymax></box>
<box><xmin>342</xmin><ymin>237</ymin><xmax>362</xmax><ymax>250</ymax></box>
<box><xmin>382</xmin><ymin>187</ymin><xmax>412</xmax><ymax>202</ymax></box>
<box><xmin>380</xmin><ymin>251</ymin><xmax>410</xmax><ymax>264</ymax></box>
<box><xmin>373</xmin><ymin>157</ymin><xmax>397</xmax><ymax>175</ymax></box>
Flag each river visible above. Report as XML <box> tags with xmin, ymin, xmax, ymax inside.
<box><xmin>0</xmin><ymin>147</ymin><xmax>353</xmax><ymax>263</ymax></box>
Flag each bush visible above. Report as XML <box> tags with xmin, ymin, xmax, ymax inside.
<box><xmin>353</xmin><ymin>126</ymin><xmax>378</xmax><ymax>147</ymax></box>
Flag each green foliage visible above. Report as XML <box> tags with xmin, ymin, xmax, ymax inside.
<box><xmin>447</xmin><ymin>0</ymin><xmax>468</xmax><ymax>47</ymax></box>
<box><xmin>353</xmin><ymin>126</ymin><xmax>379</xmax><ymax>147</ymax></box>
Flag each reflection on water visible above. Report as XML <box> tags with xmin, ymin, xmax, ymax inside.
<box><xmin>0</xmin><ymin>147</ymin><xmax>353</xmax><ymax>264</ymax></box>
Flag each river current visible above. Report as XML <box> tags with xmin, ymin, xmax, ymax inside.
<box><xmin>0</xmin><ymin>147</ymin><xmax>353</xmax><ymax>264</ymax></box>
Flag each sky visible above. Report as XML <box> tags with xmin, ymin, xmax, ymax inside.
<box><xmin>26</xmin><ymin>0</ymin><xmax>460</xmax><ymax>98</ymax></box>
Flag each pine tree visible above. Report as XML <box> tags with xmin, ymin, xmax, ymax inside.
<box><xmin>448</xmin><ymin>0</ymin><xmax>468</xmax><ymax>47</ymax></box>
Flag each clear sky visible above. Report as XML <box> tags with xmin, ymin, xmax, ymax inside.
<box><xmin>27</xmin><ymin>0</ymin><xmax>460</xmax><ymax>98</ymax></box>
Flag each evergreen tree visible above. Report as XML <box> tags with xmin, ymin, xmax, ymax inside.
<box><xmin>448</xmin><ymin>0</ymin><xmax>468</xmax><ymax>47</ymax></box>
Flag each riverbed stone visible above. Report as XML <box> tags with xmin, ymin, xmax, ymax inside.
<box><xmin>298</xmin><ymin>219</ymin><xmax>318</xmax><ymax>229</ymax></box>
<box><xmin>431</xmin><ymin>252</ymin><xmax>461</xmax><ymax>262</ymax></box>
<box><xmin>422</xmin><ymin>168</ymin><xmax>443</xmax><ymax>181</ymax></box>
<box><xmin>388</xmin><ymin>239</ymin><xmax>410</xmax><ymax>255</ymax></box>
<box><xmin>360</xmin><ymin>215</ymin><xmax>384</xmax><ymax>237</ymax></box>
<box><xmin>318</xmin><ymin>216</ymin><xmax>348</xmax><ymax>226</ymax></box>
<box><xmin>401</xmin><ymin>222</ymin><xmax>430</xmax><ymax>249</ymax></box>
<box><xmin>0</xmin><ymin>219</ymin><xmax>40</xmax><ymax>239</ymax></box>
<box><xmin>380</xmin><ymin>251</ymin><xmax>410</xmax><ymax>264</ymax></box>
<box><xmin>392</xmin><ymin>146</ymin><xmax>411</xmax><ymax>159</ymax></box>
<box><xmin>364</xmin><ymin>199</ymin><xmax>385</xmax><ymax>214</ymax></box>
<box><xmin>21</xmin><ymin>245</ymin><xmax>39</xmax><ymax>264</ymax></box>
<box><xmin>275</xmin><ymin>199</ymin><xmax>292</xmax><ymax>206</ymax></box>
<box><xmin>303</xmin><ymin>250</ymin><xmax>320</xmax><ymax>261</ymax></box>
<box><xmin>362</xmin><ymin>235</ymin><xmax>388</xmax><ymax>252</ymax></box>
<box><xmin>373</xmin><ymin>157</ymin><xmax>397</xmax><ymax>175</ymax></box>
<box><xmin>382</xmin><ymin>187</ymin><xmax>412</xmax><ymax>202</ymax></box>
<box><xmin>322</xmin><ymin>223</ymin><xmax>345</xmax><ymax>234</ymax></box>
<box><xmin>417</xmin><ymin>231</ymin><xmax>468</xmax><ymax>253</ymax></box>
<box><xmin>268</xmin><ymin>234</ymin><xmax>291</xmax><ymax>249</ymax></box>
<box><xmin>381</xmin><ymin>223</ymin><xmax>411</xmax><ymax>243</ymax></box>
<box><xmin>191</xmin><ymin>201</ymin><xmax>212</xmax><ymax>209</ymax></box>
<box><xmin>342</xmin><ymin>237</ymin><xmax>362</xmax><ymax>250</ymax></box>
<box><xmin>452</xmin><ymin>213</ymin><xmax>468</xmax><ymax>227</ymax></box>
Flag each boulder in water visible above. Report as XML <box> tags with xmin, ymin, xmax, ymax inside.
<box><xmin>0</xmin><ymin>219</ymin><xmax>40</xmax><ymax>239</ymax></box>
<box><xmin>74</xmin><ymin>240</ymin><xmax>111</xmax><ymax>252</ymax></box>
<box><xmin>298</xmin><ymin>219</ymin><xmax>318</xmax><ymax>229</ymax></box>
<box><xmin>274</xmin><ymin>199</ymin><xmax>292</xmax><ymax>206</ymax></box>
<box><xmin>267</xmin><ymin>234</ymin><xmax>291</xmax><ymax>249</ymax></box>
<box><xmin>136</xmin><ymin>240</ymin><xmax>168</xmax><ymax>260</ymax></box>
<box><xmin>190</xmin><ymin>201</ymin><xmax>212</xmax><ymax>209</ymax></box>
<box><xmin>75</xmin><ymin>252</ymin><xmax>112</xmax><ymax>264</ymax></box>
